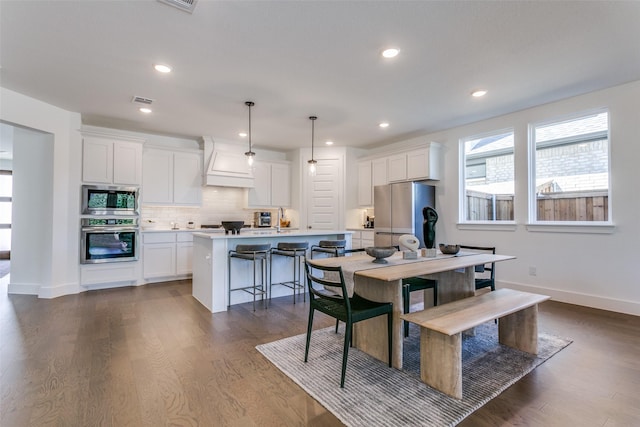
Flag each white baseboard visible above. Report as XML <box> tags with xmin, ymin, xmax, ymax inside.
<box><xmin>38</xmin><ymin>282</ymin><xmax>81</xmax><ymax>299</ymax></box>
<box><xmin>7</xmin><ymin>282</ymin><xmax>41</xmax><ymax>295</ymax></box>
<box><xmin>499</xmin><ymin>281</ymin><xmax>640</xmax><ymax>317</ymax></box>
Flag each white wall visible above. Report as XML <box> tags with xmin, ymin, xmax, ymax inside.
<box><xmin>1</xmin><ymin>87</ymin><xmax>82</xmax><ymax>298</ymax></box>
<box><xmin>423</xmin><ymin>81</ymin><xmax>640</xmax><ymax>315</ymax></box>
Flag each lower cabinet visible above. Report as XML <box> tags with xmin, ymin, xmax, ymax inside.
<box><xmin>350</xmin><ymin>230</ymin><xmax>374</xmax><ymax>250</ymax></box>
<box><xmin>143</xmin><ymin>232</ymin><xmax>193</xmax><ymax>280</ymax></box>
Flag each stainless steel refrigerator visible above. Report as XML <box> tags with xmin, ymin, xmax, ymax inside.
<box><xmin>374</xmin><ymin>181</ymin><xmax>435</xmax><ymax>248</ymax></box>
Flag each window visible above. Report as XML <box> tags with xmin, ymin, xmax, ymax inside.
<box><xmin>0</xmin><ymin>171</ymin><xmax>11</xmax><ymax>257</ymax></box>
<box><xmin>529</xmin><ymin>110</ymin><xmax>609</xmax><ymax>223</ymax></box>
<box><xmin>460</xmin><ymin>129</ymin><xmax>515</xmax><ymax>222</ymax></box>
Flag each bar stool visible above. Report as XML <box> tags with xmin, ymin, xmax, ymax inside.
<box><xmin>269</xmin><ymin>242</ymin><xmax>309</xmax><ymax>304</ymax></box>
<box><xmin>310</xmin><ymin>239</ymin><xmax>346</xmax><ymax>259</ymax></box>
<box><xmin>228</xmin><ymin>243</ymin><xmax>271</xmax><ymax>311</ymax></box>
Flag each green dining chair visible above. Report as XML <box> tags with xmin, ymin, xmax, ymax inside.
<box><xmin>304</xmin><ymin>260</ymin><xmax>393</xmax><ymax>388</ymax></box>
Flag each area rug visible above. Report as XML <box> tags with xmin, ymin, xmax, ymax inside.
<box><xmin>256</xmin><ymin>322</ymin><xmax>571</xmax><ymax>427</ymax></box>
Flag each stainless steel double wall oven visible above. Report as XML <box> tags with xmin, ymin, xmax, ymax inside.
<box><xmin>80</xmin><ymin>185</ymin><xmax>140</xmax><ymax>264</ymax></box>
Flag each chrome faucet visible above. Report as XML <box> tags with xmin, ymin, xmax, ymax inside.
<box><xmin>276</xmin><ymin>207</ymin><xmax>284</xmax><ymax>232</ymax></box>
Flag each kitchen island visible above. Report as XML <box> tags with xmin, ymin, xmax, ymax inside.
<box><xmin>192</xmin><ymin>230</ymin><xmax>353</xmax><ymax>312</ymax></box>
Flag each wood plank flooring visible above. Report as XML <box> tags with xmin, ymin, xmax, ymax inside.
<box><xmin>1</xmin><ymin>279</ymin><xmax>638</xmax><ymax>426</ymax></box>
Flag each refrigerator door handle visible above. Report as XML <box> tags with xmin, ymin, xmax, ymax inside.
<box><xmin>375</xmin><ymin>231</ymin><xmax>394</xmax><ymax>235</ymax></box>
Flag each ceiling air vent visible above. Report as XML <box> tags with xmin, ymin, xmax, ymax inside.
<box><xmin>157</xmin><ymin>0</ymin><xmax>198</xmax><ymax>14</ymax></box>
<box><xmin>131</xmin><ymin>96</ymin><xmax>154</xmax><ymax>105</ymax></box>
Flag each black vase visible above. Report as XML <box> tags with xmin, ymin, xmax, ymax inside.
<box><xmin>423</xmin><ymin>207</ymin><xmax>438</xmax><ymax>249</ymax></box>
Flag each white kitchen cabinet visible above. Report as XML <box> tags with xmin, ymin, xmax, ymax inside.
<box><xmin>357</xmin><ymin>161</ymin><xmax>373</xmax><ymax>206</ymax></box>
<box><xmin>143</xmin><ymin>232</ymin><xmax>194</xmax><ymax>280</ymax></box>
<box><xmin>82</xmin><ymin>136</ymin><xmax>142</xmax><ymax>185</ymax></box>
<box><xmin>386</xmin><ymin>143</ymin><xmax>441</xmax><ymax>182</ymax></box>
<box><xmin>143</xmin><ymin>148</ymin><xmax>202</xmax><ymax>205</ymax></box>
<box><xmin>247</xmin><ymin>160</ymin><xmax>291</xmax><ymax>208</ymax></box>
<box><xmin>349</xmin><ymin>229</ymin><xmax>374</xmax><ymax>249</ymax></box>
<box><xmin>372</xmin><ymin>158</ymin><xmax>388</xmax><ymax>187</ymax></box>
<box><xmin>176</xmin><ymin>234</ymin><xmax>194</xmax><ymax>275</ymax></box>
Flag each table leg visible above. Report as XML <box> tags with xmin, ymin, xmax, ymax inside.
<box><xmin>499</xmin><ymin>304</ymin><xmax>539</xmax><ymax>354</ymax></box>
<box><xmin>422</xmin><ymin>327</ymin><xmax>462</xmax><ymax>399</ymax></box>
<box><xmin>352</xmin><ymin>276</ymin><xmax>404</xmax><ymax>369</ymax></box>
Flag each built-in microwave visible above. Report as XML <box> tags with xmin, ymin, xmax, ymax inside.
<box><xmin>81</xmin><ymin>185</ymin><xmax>139</xmax><ymax>216</ymax></box>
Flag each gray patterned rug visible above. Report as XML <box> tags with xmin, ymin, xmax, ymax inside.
<box><xmin>256</xmin><ymin>322</ymin><xmax>571</xmax><ymax>427</ymax></box>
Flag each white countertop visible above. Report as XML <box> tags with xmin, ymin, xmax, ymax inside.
<box><xmin>192</xmin><ymin>229</ymin><xmax>352</xmax><ymax>240</ymax></box>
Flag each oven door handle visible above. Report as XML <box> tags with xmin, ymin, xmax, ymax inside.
<box><xmin>81</xmin><ymin>227</ymin><xmax>139</xmax><ymax>233</ymax></box>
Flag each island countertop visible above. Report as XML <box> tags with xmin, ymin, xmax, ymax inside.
<box><xmin>192</xmin><ymin>229</ymin><xmax>351</xmax><ymax>240</ymax></box>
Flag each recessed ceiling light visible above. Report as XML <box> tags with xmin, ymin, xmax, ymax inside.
<box><xmin>325</xmin><ymin>141</ymin><xmax>334</xmax><ymax>146</ymax></box>
<box><xmin>139</xmin><ymin>107</ymin><xmax>152</xmax><ymax>114</ymax></box>
<box><xmin>382</xmin><ymin>48</ymin><xmax>400</xmax><ymax>58</ymax></box>
<box><xmin>154</xmin><ymin>64</ymin><xmax>172</xmax><ymax>73</ymax></box>
<box><xmin>471</xmin><ymin>89</ymin><xmax>487</xmax><ymax>97</ymax></box>
<box><xmin>379</xmin><ymin>122</ymin><xmax>390</xmax><ymax>128</ymax></box>
<box><xmin>239</xmin><ymin>132</ymin><xmax>247</xmax><ymax>137</ymax></box>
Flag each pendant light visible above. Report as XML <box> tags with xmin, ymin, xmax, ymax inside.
<box><xmin>244</xmin><ymin>101</ymin><xmax>255</xmax><ymax>167</ymax></box>
<box><xmin>308</xmin><ymin>115</ymin><xmax>318</xmax><ymax>176</ymax></box>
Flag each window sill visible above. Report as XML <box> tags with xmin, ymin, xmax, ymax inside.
<box><xmin>457</xmin><ymin>222</ymin><xmax>517</xmax><ymax>232</ymax></box>
<box><xmin>525</xmin><ymin>222</ymin><xmax>615</xmax><ymax>234</ymax></box>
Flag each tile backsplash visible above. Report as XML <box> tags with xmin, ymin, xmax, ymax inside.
<box><xmin>141</xmin><ymin>186</ymin><xmax>294</xmax><ymax>229</ymax></box>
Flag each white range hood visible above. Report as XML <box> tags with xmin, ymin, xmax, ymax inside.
<box><xmin>202</xmin><ymin>136</ymin><xmax>255</xmax><ymax>188</ymax></box>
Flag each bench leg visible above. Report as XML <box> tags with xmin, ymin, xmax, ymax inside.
<box><xmin>421</xmin><ymin>328</ymin><xmax>462</xmax><ymax>399</ymax></box>
<box><xmin>498</xmin><ymin>304</ymin><xmax>539</xmax><ymax>354</ymax></box>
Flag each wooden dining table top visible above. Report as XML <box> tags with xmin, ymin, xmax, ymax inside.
<box><xmin>308</xmin><ymin>252</ymin><xmax>515</xmax><ymax>282</ymax></box>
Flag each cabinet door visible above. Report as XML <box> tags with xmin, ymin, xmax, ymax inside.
<box><xmin>82</xmin><ymin>137</ymin><xmax>113</xmax><ymax>183</ymax></box>
<box><xmin>143</xmin><ymin>243</ymin><xmax>176</xmax><ymax>278</ymax></box>
<box><xmin>113</xmin><ymin>141</ymin><xmax>142</xmax><ymax>185</ymax></box>
<box><xmin>357</xmin><ymin>161</ymin><xmax>372</xmax><ymax>206</ymax></box>
<box><xmin>176</xmin><ymin>242</ymin><xmax>193</xmax><ymax>275</ymax></box>
<box><xmin>387</xmin><ymin>154</ymin><xmax>407</xmax><ymax>182</ymax></box>
<box><xmin>247</xmin><ymin>161</ymin><xmax>271</xmax><ymax>207</ymax></box>
<box><xmin>142</xmin><ymin>149</ymin><xmax>173</xmax><ymax>204</ymax></box>
<box><xmin>270</xmin><ymin>163</ymin><xmax>291</xmax><ymax>207</ymax></box>
<box><xmin>173</xmin><ymin>152</ymin><xmax>202</xmax><ymax>205</ymax></box>
<box><xmin>372</xmin><ymin>158</ymin><xmax>388</xmax><ymax>186</ymax></box>
<box><xmin>406</xmin><ymin>148</ymin><xmax>429</xmax><ymax>180</ymax></box>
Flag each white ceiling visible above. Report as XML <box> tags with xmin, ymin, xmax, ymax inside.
<box><xmin>1</xmin><ymin>0</ymin><xmax>640</xmax><ymax>151</ymax></box>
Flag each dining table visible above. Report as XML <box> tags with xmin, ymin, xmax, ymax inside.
<box><xmin>307</xmin><ymin>250</ymin><xmax>516</xmax><ymax>369</ymax></box>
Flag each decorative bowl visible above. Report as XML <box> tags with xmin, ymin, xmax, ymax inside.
<box><xmin>365</xmin><ymin>246</ymin><xmax>397</xmax><ymax>264</ymax></box>
<box><xmin>439</xmin><ymin>243</ymin><xmax>460</xmax><ymax>255</ymax></box>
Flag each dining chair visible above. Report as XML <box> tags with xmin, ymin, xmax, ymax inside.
<box><xmin>402</xmin><ymin>277</ymin><xmax>437</xmax><ymax>337</ymax></box>
<box><xmin>304</xmin><ymin>260</ymin><xmax>393</xmax><ymax>388</ymax></box>
<box><xmin>459</xmin><ymin>245</ymin><xmax>496</xmax><ymax>292</ymax></box>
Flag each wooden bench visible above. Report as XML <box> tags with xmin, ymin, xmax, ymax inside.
<box><xmin>401</xmin><ymin>288</ymin><xmax>550</xmax><ymax>399</ymax></box>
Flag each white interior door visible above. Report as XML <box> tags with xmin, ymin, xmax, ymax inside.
<box><xmin>307</xmin><ymin>158</ymin><xmax>342</xmax><ymax>230</ymax></box>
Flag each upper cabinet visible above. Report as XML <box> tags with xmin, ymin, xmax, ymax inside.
<box><xmin>142</xmin><ymin>148</ymin><xmax>202</xmax><ymax>205</ymax></box>
<box><xmin>82</xmin><ymin>136</ymin><xmax>143</xmax><ymax>185</ymax></box>
<box><xmin>357</xmin><ymin>143</ymin><xmax>441</xmax><ymax>206</ymax></box>
<box><xmin>247</xmin><ymin>160</ymin><xmax>291</xmax><ymax>208</ymax></box>
<box><xmin>388</xmin><ymin>144</ymin><xmax>441</xmax><ymax>182</ymax></box>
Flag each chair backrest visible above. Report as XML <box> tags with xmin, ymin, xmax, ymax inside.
<box><xmin>304</xmin><ymin>261</ymin><xmax>351</xmax><ymax>311</ymax></box>
<box><xmin>459</xmin><ymin>245</ymin><xmax>496</xmax><ymax>279</ymax></box>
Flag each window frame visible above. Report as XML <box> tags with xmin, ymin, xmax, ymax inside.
<box><xmin>527</xmin><ymin>108</ymin><xmax>613</xmax><ymax>230</ymax></box>
<box><xmin>458</xmin><ymin>127</ymin><xmax>516</xmax><ymax>225</ymax></box>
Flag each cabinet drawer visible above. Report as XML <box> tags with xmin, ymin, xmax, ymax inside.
<box><xmin>143</xmin><ymin>232</ymin><xmax>176</xmax><ymax>244</ymax></box>
<box><xmin>177</xmin><ymin>233</ymin><xmax>194</xmax><ymax>243</ymax></box>
<box><xmin>361</xmin><ymin>230</ymin><xmax>374</xmax><ymax>240</ymax></box>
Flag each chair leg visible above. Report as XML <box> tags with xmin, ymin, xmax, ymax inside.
<box><xmin>387</xmin><ymin>312</ymin><xmax>393</xmax><ymax>368</ymax></box>
<box><xmin>304</xmin><ymin>308</ymin><xmax>315</xmax><ymax>363</ymax></box>
<box><xmin>403</xmin><ymin>284</ymin><xmax>410</xmax><ymax>338</ymax></box>
<box><xmin>341</xmin><ymin>320</ymin><xmax>352</xmax><ymax>388</ymax></box>
<box><xmin>335</xmin><ymin>319</ymin><xmax>339</xmax><ymax>333</ymax></box>
<box><xmin>433</xmin><ymin>283</ymin><xmax>438</xmax><ymax>306</ymax></box>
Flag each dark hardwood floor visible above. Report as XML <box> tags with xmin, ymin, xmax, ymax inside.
<box><xmin>1</xmin><ymin>279</ymin><xmax>638</xmax><ymax>426</ymax></box>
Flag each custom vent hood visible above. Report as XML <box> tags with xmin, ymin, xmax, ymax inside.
<box><xmin>202</xmin><ymin>136</ymin><xmax>255</xmax><ymax>188</ymax></box>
